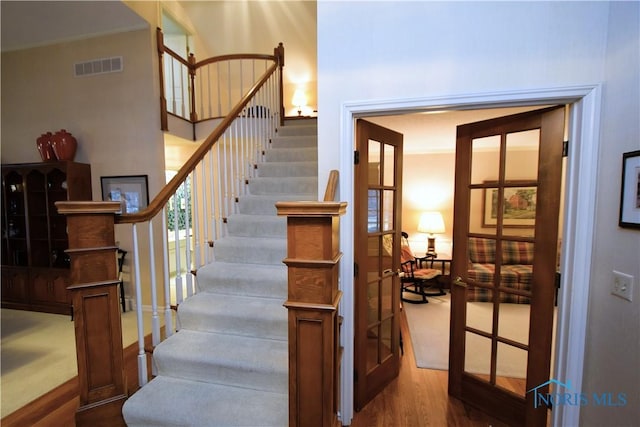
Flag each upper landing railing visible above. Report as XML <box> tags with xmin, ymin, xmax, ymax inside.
<box><xmin>157</xmin><ymin>28</ymin><xmax>285</xmax><ymax>132</ymax></box>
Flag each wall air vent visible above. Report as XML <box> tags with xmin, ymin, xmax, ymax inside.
<box><xmin>74</xmin><ymin>56</ymin><xmax>123</xmax><ymax>77</ymax></box>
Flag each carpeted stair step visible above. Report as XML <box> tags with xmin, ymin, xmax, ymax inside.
<box><xmin>177</xmin><ymin>292</ymin><xmax>287</xmax><ymax>339</ymax></box>
<box><xmin>257</xmin><ymin>161</ymin><xmax>317</xmax><ymax>177</ymax></box>
<box><xmin>265</xmin><ymin>147</ymin><xmax>317</xmax><ymax>162</ymax></box>
<box><xmin>277</xmin><ymin>123</ymin><xmax>317</xmax><ymax>137</ymax></box>
<box><xmin>122</xmin><ymin>376</ymin><xmax>287</xmax><ymax>427</ymax></box>
<box><xmin>195</xmin><ymin>262</ymin><xmax>287</xmax><ymax>297</ymax></box>
<box><xmin>237</xmin><ymin>194</ymin><xmax>316</xmax><ymax>215</ymax></box>
<box><xmin>249</xmin><ymin>176</ymin><xmax>318</xmax><ymax>195</ymax></box>
<box><xmin>213</xmin><ymin>236</ymin><xmax>286</xmax><ymax>265</ymax></box>
<box><xmin>226</xmin><ymin>214</ymin><xmax>286</xmax><ymax>238</ymax></box>
<box><xmin>153</xmin><ymin>329</ymin><xmax>288</xmax><ymax>391</ymax></box>
<box><xmin>270</xmin><ymin>134</ymin><xmax>317</xmax><ymax>148</ymax></box>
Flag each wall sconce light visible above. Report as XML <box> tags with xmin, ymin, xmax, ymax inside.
<box><xmin>417</xmin><ymin>211</ymin><xmax>445</xmax><ymax>256</ymax></box>
<box><xmin>292</xmin><ymin>88</ymin><xmax>307</xmax><ymax>116</ymax></box>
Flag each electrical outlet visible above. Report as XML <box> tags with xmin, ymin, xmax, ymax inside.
<box><xmin>612</xmin><ymin>271</ymin><xmax>634</xmax><ymax>302</ymax></box>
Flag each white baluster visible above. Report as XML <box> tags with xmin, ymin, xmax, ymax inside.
<box><xmin>216</xmin><ymin>143</ymin><xmax>225</xmax><ymax>240</ymax></box>
<box><xmin>184</xmin><ymin>176</ymin><xmax>193</xmax><ymax>297</ymax></box>
<box><xmin>148</xmin><ymin>220</ymin><xmax>160</xmax><ymax>347</ymax></box>
<box><xmin>173</xmin><ymin>192</ymin><xmax>183</xmax><ymax>307</ymax></box>
<box><xmin>192</xmin><ymin>168</ymin><xmax>201</xmax><ymax>269</ymax></box>
<box><xmin>132</xmin><ymin>223</ymin><xmax>148</xmax><ymax>386</ymax></box>
<box><xmin>161</xmin><ymin>207</ymin><xmax>173</xmax><ymax>338</ymax></box>
<box><xmin>201</xmin><ymin>159</ymin><xmax>210</xmax><ymax>264</ymax></box>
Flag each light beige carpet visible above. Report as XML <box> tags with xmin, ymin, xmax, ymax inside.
<box><xmin>0</xmin><ymin>308</ymin><xmax>161</xmax><ymax>418</ymax></box>
<box><xmin>403</xmin><ymin>294</ymin><xmax>556</xmax><ymax>379</ymax></box>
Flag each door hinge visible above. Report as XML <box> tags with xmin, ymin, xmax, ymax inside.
<box><xmin>354</xmin><ymin>150</ymin><xmax>360</xmax><ymax>165</ymax></box>
<box><xmin>562</xmin><ymin>140</ymin><xmax>569</xmax><ymax>157</ymax></box>
<box><xmin>354</xmin><ymin>262</ymin><xmax>359</xmax><ymax>278</ymax></box>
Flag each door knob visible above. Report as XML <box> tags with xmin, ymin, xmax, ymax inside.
<box><xmin>453</xmin><ymin>276</ymin><xmax>467</xmax><ymax>288</ymax></box>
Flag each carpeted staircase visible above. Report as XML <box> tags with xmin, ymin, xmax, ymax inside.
<box><xmin>122</xmin><ymin>119</ymin><xmax>318</xmax><ymax>426</ymax></box>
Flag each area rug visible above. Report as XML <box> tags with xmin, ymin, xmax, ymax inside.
<box><xmin>403</xmin><ymin>293</ymin><xmax>532</xmax><ymax>378</ymax></box>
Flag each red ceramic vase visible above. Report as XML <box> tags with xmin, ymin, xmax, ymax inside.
<box><xmin>51</xmin><ymin>129</ymin><xmax>77</xmax><ymax>161</ymax></box>
<box><xmin>36</xmin><ymin>132</ymin><xmax>56</xmax><ymax>161</ymax></box>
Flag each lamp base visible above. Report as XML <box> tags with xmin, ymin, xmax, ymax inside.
<box><xmin>426</xmin><ymin>236</ymin><xmax>437</xmax><ymax>257</ymax></box>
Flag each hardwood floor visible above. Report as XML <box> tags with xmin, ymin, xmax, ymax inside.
<box><xmin>4</xmin><ymin>309</ymin><xmax>510</xmax><ymax>426</ymax></box>
<box><xmin>350</xmin><ymin>309</ymin><xmax>511</xmax><ymax>427</ymax></box>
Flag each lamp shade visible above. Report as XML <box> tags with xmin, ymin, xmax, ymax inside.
<box><xmin>292</xmin><ymin>89</ymin><xmax>307</xmax><ymax>108</ymax></box>
<box><xmin>417</xmin><ymin>211</ymin><xmax>445</xmax><ymax>234</ymax></box>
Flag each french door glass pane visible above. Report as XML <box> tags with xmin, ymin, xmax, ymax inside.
<box><xmin>496</xmin><ymin>343</ymin><xmax>528</xmax><ymax>397</ymax></box>
<box><xmin>383</xmin><ymin>144</ymin><xmax>395</xmax><ymax>186</ymax></box>
<box><xmin>464</xmin><ymin>332</ymin><xmax>492</xmax><ymax>379</ymax></box>
<box><xmin>470</xmin><ymin>135</ymin><xmax>500</xmax><ymax>185</ymax></box>
<box><xmin>368</xmin><ymin>140</ymin><xmax>381</xmax><ymax>186</ymax></box>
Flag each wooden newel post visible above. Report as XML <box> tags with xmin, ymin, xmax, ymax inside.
<box><xmin>55</xmin><ymin>201</ymin><xmax>127</xmax><ymax>427</ymax></box>
<box><xmin>276</xmin><ymin>200</ymin><xmax>347</xmax><ymax>427</ymax></box>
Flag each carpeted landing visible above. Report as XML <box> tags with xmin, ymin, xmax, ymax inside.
<box><xmin>122</xmin><ymin>119</ymin><xmax>318</xmax><ymax>426</ymax></box>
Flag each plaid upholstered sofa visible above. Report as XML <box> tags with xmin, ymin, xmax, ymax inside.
<box><xmin>467</xmin><ymin>237</ymin><xmax>533</xmax><ymax>304</ymax></box>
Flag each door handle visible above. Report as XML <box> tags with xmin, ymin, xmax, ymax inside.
<box><xmin>453</xmin><ymin>276</ymin><xmax>467</xmax><ymax>288</ymax></box>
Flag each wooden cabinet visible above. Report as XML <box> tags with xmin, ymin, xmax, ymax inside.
<box><xmin>1</xmin><ymin>266</ymin><xmax>29</xmax><ymax>305</ymax></box>
<box><xmin>1</xmin><ymin>161</ymin><xmax>91</xmax><ymax>315</ymax></box>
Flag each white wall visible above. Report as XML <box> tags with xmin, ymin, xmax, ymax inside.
<box><xmin>1</xmin><ymin>29</ymin><xmax>164</xmax><ymax>185</ymax></box>
<box><xmin>318</xmin><ymin>1</ymin><xmax>638</xmax><ymax>425</ymax></box>
<box><xmin>1</xmin><ymin>27</ymin><xmax>167</xmax><ymax>306</ymax></box>
<box><xmin>581</xmin><ymin>2</ymin><xmax>640</xmax><ymax>425</ymax></box>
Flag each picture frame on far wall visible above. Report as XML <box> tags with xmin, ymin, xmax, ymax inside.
<box><xmin>482</xmin><ymin>181</ymin><xmax>537</xmax><ymax>228</ymax></box>
<box><xmin>619</xmin><ymin>150</ymin><xmax>640</xmax><ymax>229</ymax></box>
<box><xmin>101</xmin><ymin>175</ymin><xmax>149</xmax><ymax>214</ymax></box>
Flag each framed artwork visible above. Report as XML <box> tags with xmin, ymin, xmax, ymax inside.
<box><xmin>483</xmin><ymin>182</ymin><xmax>537</xmax><ymax>228</ymax></box>
<box><xmin>619</xmin><ymin>150</ymin><xmax>640</xmax><ymax>229</ymax></box>
<box><xmin>101</xmin><ymin>175</ymin><xmax>149</xmax><ymax>214</ymax></box>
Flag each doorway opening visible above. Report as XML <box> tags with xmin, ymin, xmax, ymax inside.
<box><xmin>339</xmin><ymin>85</ymin><xmax>601</xmax><ymax>427</ymax></box>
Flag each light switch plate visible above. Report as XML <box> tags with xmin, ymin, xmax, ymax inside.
<box><xmin>612</xmin><ymin>271</ymin><xmax>634</xmax><ymax>302</ymax></box>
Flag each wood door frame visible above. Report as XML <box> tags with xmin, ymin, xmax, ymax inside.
<box><xmin>336</xmin><ymin>85</ymin><xmax>602</xmax><ymax>427</ymax></box>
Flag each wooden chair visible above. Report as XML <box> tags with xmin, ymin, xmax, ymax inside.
<box><xmin>117</xmin><ymin>249</ymin><xmax>127</xmax><ymax>312</ymax></box>
<box><xmin>400</xmin><ymin>232</ymin><xmax>445</xmax><ymax>304</ymax></box>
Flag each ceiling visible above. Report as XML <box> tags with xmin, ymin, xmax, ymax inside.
<box><xmin>0</xmin><ymin>1</ymin><xmax>147</xmax><ymax>52</ymax></box>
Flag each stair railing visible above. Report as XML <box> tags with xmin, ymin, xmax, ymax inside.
<box><xmin>276</xmin><ymin>170</ymin><xmax>347</xmax><ymax>427</ymax></box>
<box><xmin>57</xmin><ymin>43</ymin><xmax>285</xmax><ymax>426</ymax></box>
<box><xmin>122</xmin><ymin>49</ymin><xmax>283</xmax><ymax>387</ymax></box>
<box><xmin>157</xmin><ymin>27</ymin><xmax>285</xmax><ymax>131</ymax></box>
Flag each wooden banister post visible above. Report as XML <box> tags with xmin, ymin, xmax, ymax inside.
<box><xmin>188</xmin><ymin>53</ymin><xmax>198</xmax><ymax>123</ymax></box>
<box><xmin>275</xmin><ymin>42</ymin><xmax>285</xmax><ymax>126</ymax></box>
<box><xmin>55</xmin><ymin>201</ymin><xmax>127</xmax><ymax>427</ymax></box>
<box><xmin>156</xmin><ymin>27</ymin><xmax>168</xmax><ymax>131</ymax></box>
<box><xmin>276</xmin><ymin>200</ymin><xmax>347</xmax><ymax>427</ymax></box>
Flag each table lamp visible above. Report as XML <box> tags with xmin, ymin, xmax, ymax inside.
<box><xmin>418</xmin><ymin>211</ymin><xmax>445</xmax><ymax>256</ymax></box>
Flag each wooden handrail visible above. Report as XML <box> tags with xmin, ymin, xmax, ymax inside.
<box><xmin>194</xmin><ymin>53</ymin><xmax>278</xmax><ymax>68</ymax></box>
<box><xmin>323</xmin><ymin>170</ymin><xmax>339</xmax><ymax>202</ymax></box>
<box><xmin>117</xmin><ymin>61</ymin><xmax>279</xmax><ymax>225</ymax></box>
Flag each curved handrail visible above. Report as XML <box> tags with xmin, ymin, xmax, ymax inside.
<box><xmin>117</xmin><ymin>61</ymin><xmax>278</xmax><ymax>224</ymax></box>
<box><xmin>194</xmin><ymin>53</ymin><xmax>277</xmax><ymax>68</ymax></box>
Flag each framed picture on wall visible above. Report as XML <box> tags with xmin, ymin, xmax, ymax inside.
<box><xmin>101</xmin><ymin>175</ymin><xmax>149</xmax><ymax>214</ymax></box>
<box><xmin>482</xmin><ymin>181</ymin><xmax>537</xmax><ymax>228</ymax></box>
<box><xmin>619</xmin><ymin>150</ymin><xmax>640</xmax><ymax>229</ymax></box>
